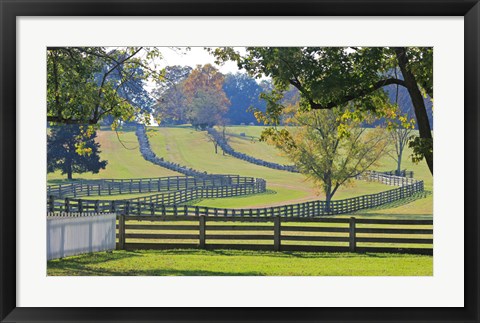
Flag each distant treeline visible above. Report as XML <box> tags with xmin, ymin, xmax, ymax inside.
<box><xmin>101</xmin><ymin>64</ymin><xmax>432</xmax><ymax>129</ymax></box>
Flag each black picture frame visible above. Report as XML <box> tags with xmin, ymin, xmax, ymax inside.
<box><xmin>1</xmin><ymin>1</ymin><xmax>478</xmax><ymax>322</ymax></box>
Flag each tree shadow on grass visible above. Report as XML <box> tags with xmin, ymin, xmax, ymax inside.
<box><xmin>142</xmin><ymin>248</ymin><xmax>412</xmax><ymax>260</ymax></box>
<box><xmin>48</xmin><ymin>250</ymin><xmax>141</xmax><ymax>267</ymax></box>
<box><xmin>47</xmin><ymin>253</ymin><xmax>263</xmax><ymax>276</ymax></box>
<box><xmin>47</xmin><ymin>249</ymin><xmax>428</xmax><ymax>276</ymax></box>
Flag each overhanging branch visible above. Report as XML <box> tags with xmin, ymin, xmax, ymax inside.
<box><xmin>289</xmin><ymin>78</ymin><xmax>407</xmax><ymax>110</ymax></box>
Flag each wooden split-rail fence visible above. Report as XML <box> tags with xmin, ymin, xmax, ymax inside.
<box><xmin>47</xmin><ymin>171</ymin><xmax>424</xmax><ymax>217</ymax></box>
<box><xmin>116</xmin><ymin>215</ymin><xmax>433</xmax><ymax>255</ymax></box>
<box><xmin>47</xmin><ymin>175</ymin><xmax>265</xmax><ymax>198</ymax></box>
<box><xmin>206</xmin><ymin>127</ymin><xmax>299</xmax><ymax>173</ymax></box>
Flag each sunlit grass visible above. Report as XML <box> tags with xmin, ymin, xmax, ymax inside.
<box><xmin>47</xmin><ymin>249</ymin><xmax>433</xmax><ymax>276</ymax></box>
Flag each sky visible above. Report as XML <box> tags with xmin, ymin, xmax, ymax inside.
<box><xmin>155</xmin><ymin>47</ymin><xmax>245</xmax><ymax>75</ymax></box>
<box><xmin>145</xmin><ymin>47</ymin><xmax>247</xmax><ymax>124</ymax></box>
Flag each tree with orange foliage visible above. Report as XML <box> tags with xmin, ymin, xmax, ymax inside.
<box><xmin>183</xmin><ymin>64</ymin><xmax>230</xmax><ymax>129</ymax></box>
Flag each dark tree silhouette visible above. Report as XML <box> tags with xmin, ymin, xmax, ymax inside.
<box><xmin>47</xmin><ymin>125</ymin><xmax>107</xmax><ymax>180</ymax></box>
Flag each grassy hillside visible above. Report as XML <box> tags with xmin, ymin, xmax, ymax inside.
<box><xmin>221</xmin><ymin>126</ymin><xmax>433</xmax><ymax>215</ymax></box>
<box><xmin>147</xmin><ymin>126</ymin><xmax>402</xmax><ymax>208</ymax></box>
<box><xmin>48</xmin><ymin>125</ymin><xmax>432</xmax><ymax>215</ymax></box>
<box><xmin>222</xmin><ymin>126</ymin><xmax>293</xmax><ymax>165</ymax></box>
<box><xmin>226</xmin><ymin>126</ymin><xmax>432</xmax><ymax>189</ymax></box>
<box><xmin>47</xmin><ymin>128</ymin><xmax>180</xmax><ymax>183</ymax></box>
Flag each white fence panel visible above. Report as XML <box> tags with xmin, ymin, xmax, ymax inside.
<box><xmin>47</xmin><ymin>213</ymin><xmax>116</xmax><ymax>260</ymax></box>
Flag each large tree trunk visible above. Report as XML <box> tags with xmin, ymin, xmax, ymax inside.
<box><xmin>67</xmin><ymin>170</ymin><xmax>73</xmax><ymax>180</ymax></box>
<box><xmin>395</xmin><ymin>47</ymin><xmax>433</xmax><ymax>174</ymax></box>
<box><xmin>66</xmin><ymin>150</ymin><xmax>73</xmax><ymax>180</ymax></box>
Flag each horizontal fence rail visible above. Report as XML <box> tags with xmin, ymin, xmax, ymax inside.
<box><xmin>47</xmin><ymin>123</ymin><xmax>424</xmax><ymax>217</ymax></box>
<box><xmin>48</xmin><ymin>174</ymin><xmax>424</xmax><ymax>216</ymax></box>
<box><xmin>356</xmin><ymin>171</ymin><xmax>419</xmax><ymax>187</ymax></box>
<box><xmin>116</xmin><ymin>215</ymin><xmax>433</xmax><ymax>255</ymax></box>
<box><xmin>381</xmin><ymin>170</ymin><xmax>414</xmax><ymax>178</ymax></box>
<box><xmin>47</xmin><ymin>175</ymin><xmax>266</xmax><ymax>198</ymax></box>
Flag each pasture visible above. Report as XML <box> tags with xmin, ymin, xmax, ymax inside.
<box><xmin>47</xmin><ymin>125</ymin><xmax>433</xmax><ymax>276</ymax></box>
<box><xmin>47</xmin><ymin>125</ymin><xmax>433</xmax><ymax>215</ymax></box>
<box><xmin>47</xmin><ymin>249</ymin><xmax>433</xmax><ymax>276</ymax></box>
<box><xmin>47</xmin><ymin>127</ymin><xmax>180</xmax><ymax>183</ymax></box>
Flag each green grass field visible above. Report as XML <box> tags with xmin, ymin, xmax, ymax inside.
<box><xmin>47</xmin><ymin>249</ymin><xmax>432</xmax><ymax>276</ymax></box>
<box><xmin>47</xmin><ymin>128</ymin><xmax>180</xmax><ymax>183</ymax></box>
<box><xmin>46</xmin><ymin>125</ymin><xmax>433</xmax><ymax>276</ymax></box>
<box><xmin>146</xmin><ymin>126</ymin><xmax>432</xmax><ymax>211</ymax></box>
<box><xmin>49</xmin><ymin>125</ymin><xmax>433</xmax><ymax>215</ymax></box>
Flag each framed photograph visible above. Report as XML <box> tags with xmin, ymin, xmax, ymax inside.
<box><xmin>1</xmin><ymin>1</ymin><xmax>478</xmax><ymax>322</ymax></box>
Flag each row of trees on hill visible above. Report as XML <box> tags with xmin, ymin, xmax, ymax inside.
<box><xmin>152</xmin><ymin>64</ymin><xmax>304</xmax><ymax>128</ymax></box>
<box><xmin>152</xmin><ymin>64</ymin><xmax>268</xmax><ymax>128</ymax></box>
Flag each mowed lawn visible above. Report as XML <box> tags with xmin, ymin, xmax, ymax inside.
<box><xmin>147</xmin><ymin>126</ymin><xmax>415</xmax><ymax>209</ymax></box>
<box><xmin>47</xmin><ymin>128</ymin><xmax>180</xmax><ymax>183</ymax></box>
<box><xmin>46</xmin><ymin>126</ymin><xmax>433</xmax><ymax>277</ymax></box>
<box><xmin>222</xmin><ymin>126</ymin><xmax>293</xmax><ymax>166</ymax></box>
<box><xmin>48</xmin><ymin>125</ymin><xmax>432</xmax><ymax>216</ymax></box>
<box><xmin>217</xmin><ymin>126</ymin><xmax>433</xmax><ymax>215</ymax></box>
<box><xmin>47</xmin><ymin>249</ymin><xmax>432</xmax><ymax>276</ymax></box>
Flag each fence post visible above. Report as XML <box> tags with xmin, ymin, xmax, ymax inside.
<box><xmin>199</xmin><ymin>216</ymin><xmax>206</xmax><ymax>249</ymax></box>
<box><xmin>48</xmin><ymin>195</ymin><xmax>54</xmax><ymax>212</ymax></box>
<box><xmin>64</xmin><ymin>198</ymin><xmax>70</xmax><ymax>213</ymax></box>
<box><xmin>161</xmin><ymin>204</ymin><xmax>166</xmax><ymax>216</ymax></box>
<box><xmin>274</xmin><ymin>216</ymin><xmax>281</xmax><ymax>251</ymax></box>
<box><xmin>150</xmin><ymin>203</ymin><xmax>155</xmax><ymax>216</ymax></box>
<box><xmin>118</xmin><ymin>214</ymin><xmax>126</xmax><ymax>250</ymax></box>
<box><xmin>349</xmin><ymin>217</ymin><xmax>356</xmax><ymax>252</ymax></box>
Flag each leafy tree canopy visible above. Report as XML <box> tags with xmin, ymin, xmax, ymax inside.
<box><xmin>47</xmin><ymin>47</ymin><xmax>163</xmax><ymax>128</ymax></box>
<box><xmin>211</xmin><ymin>47</ymin><xmax>433</xmax><ymax>174</ymax></box>
<box><xmin>222</xmin><ymin>73</ymin><xmax>266</xmax><ymax>125</ymax></box>
<box><xmin>47</xmin><ymin>125</ymin><xmax>107</xmax><ymax>180</ymax></box>
<box><xmin>152</xmin><ymin>66</ymin><xmax>192</xmax><ymax>125</ymax></box>
<box><xmin>183</xmin><ymin>64</ymin><xmax>230</xmax><ymax>129</ymax></box>
<box><xmin>264</xmin><ymin>105</ymin><xmax>388</xmax><ymax>207</ymax></box>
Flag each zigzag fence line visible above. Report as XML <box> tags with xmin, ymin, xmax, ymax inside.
<box><xmin>47</xmin><ymin>123</ymin><xmax>425</xmax><ymax>217</ymax></box>
<box><xmin>136</xmin><ymin>125</ymin><xmax>211</xmax><ymax>177</ymax></box>
<box><xmin>48</xmin><ymin>180</ymin><xmax>266</xmax><ymax>211</ymax></box>
<box><xmin>381</xmin><ymin>170</ymin><xmax>414</xmax><ymax>178</ymax></box>
<box><xmin>356</xmin><ymin>171</ymin><xmax>417</xmax><ymax>186</ymax></box>
<box><xmin>206</xmin><ymin>127</ymin><xmax>299</xmax><ymax>173</ymax></box>
<box><xmin>47</xmin><ymin>172</ymin><xmax>424</xmax><ymax>217</ymax></box>
<box><xmin>47</xmin><ymin>175</ymin><xmax>265</xmax><ymax>198</ymax></box>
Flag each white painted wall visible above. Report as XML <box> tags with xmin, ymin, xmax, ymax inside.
<box><xmin>47</xmin><ymin>213</ymin><xmax>116</xmax><ymax>260</ymax></box>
